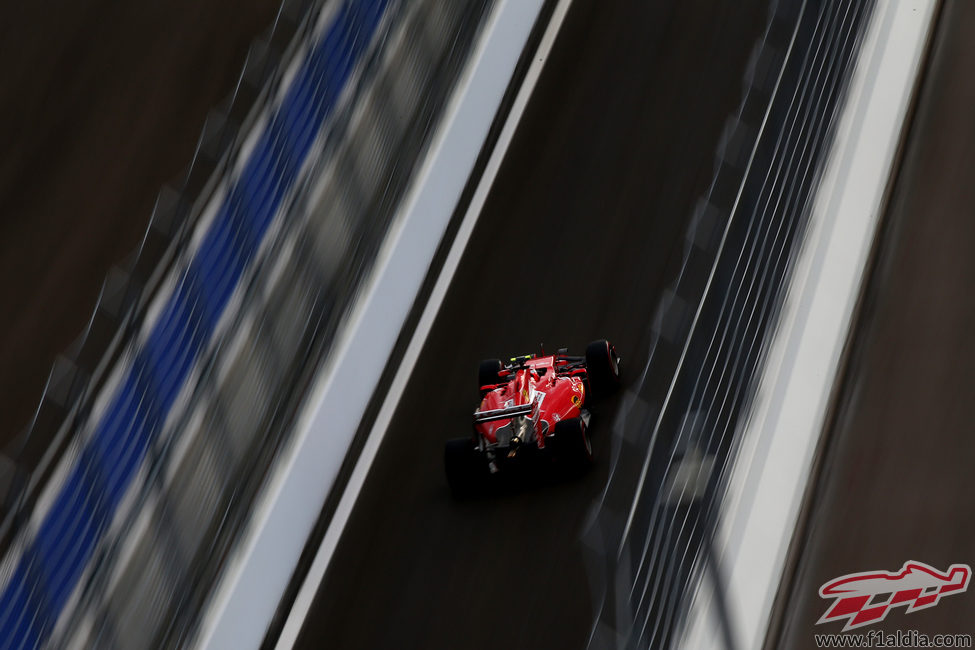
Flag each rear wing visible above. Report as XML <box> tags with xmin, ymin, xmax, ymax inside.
<box><xmin>473</xmin><ymin>402</ymin><xmax>533</xmax><ymax>423</ymax></box>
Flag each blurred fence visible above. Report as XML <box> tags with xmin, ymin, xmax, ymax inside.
<box><xmin>581</xmin><ymin>0</ymin><xmax>877</xmax><ymax>647</ymax></box>
<box><xmin>0</xmin><ymin>0</ymin><xmax>493</xmax><ymax>647</ymax></box>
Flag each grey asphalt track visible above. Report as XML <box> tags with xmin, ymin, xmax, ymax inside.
<box><xmin>295</xmin><ymin>1</ymin><xmax>771</xmax><ymax>648</ymax></box>
<box><xmin>0</xmin><ymin>0</ymin><xmax>282</xmax><ymax>450</ymax></box>
<box><xmin>771</xmin><ymin>2</ymin><xmax>975</xmax><ymax>647</ymax></box>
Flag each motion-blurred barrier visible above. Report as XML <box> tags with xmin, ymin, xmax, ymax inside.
<box><xmin>582</xmin><ymin>0</ymin><xmax>876</xmax><ymax>647</ymax></box>
<box><xmin>0</xmin><ymin>0</ymin><xmax>493</xmax><ymax>647</ymax></box>
<box><xmin>0</xmin><ymin>0</ymin><xmax>306</xmax><ymax>545</ymax></box>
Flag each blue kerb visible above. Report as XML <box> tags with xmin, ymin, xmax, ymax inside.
<box><xmin>0</xmin><ymin>2</ymin><xmax>389</xmax><ymax>647</ymax></box>
<box><xmin>33</xmin><ymin>456</ymin><xmax>102</xmax><ymax>614</ymax></box>
<box><xmin>0</xmin><ymin>563</ymin><xmax>41</xmax><ymax>650</ymax></box>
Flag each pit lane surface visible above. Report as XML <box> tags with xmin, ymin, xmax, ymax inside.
<box><xmin>0</xmin><ymin>0</ymin><xmax>282</xmax><ymax>449</ymax></box>
<box><xmin>772</xmin><ymin>2</ymin><xmax>975</xmax><ymax>646</ymax></box>
<box><xmin>295</xmin><ymin>1</ymin><xmax>770</xmax><ymax>648</ymax></box>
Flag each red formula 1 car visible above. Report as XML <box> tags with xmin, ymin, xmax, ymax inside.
<box><xmin>444</xmin><ymin>339</ymin><xmax>620</xmax><ymax>496</ymax></box>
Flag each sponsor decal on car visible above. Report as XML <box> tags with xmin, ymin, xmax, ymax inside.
<box><xmin>571</xmin><ymin>382</ymin><xmax>584</xmax><ymax>407</ymax></box>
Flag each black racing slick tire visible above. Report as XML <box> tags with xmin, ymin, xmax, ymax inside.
<box><xmin>585</xmin><ymin>339</ymin><xmax>620</xmax><ymax>400</ymax></box>
<box><xmin>444</xmin><ymin>438</ymin><xmax>488</xmax><ymax>497</ymax></box>
<box><xmin>478</xmin><ymin>358</ymin><xmax>503</xmax><ymax>396</ymax></box>
<box><xmin>551</xmin><ymin>417</ymin><xmax>593</xmax><ymax>476</ymax></box>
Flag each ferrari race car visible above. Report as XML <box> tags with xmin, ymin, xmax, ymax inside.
<box><xmin>444</xmin><ymin>340</ymin><xmax>620</xmax><ymax>496</ymax></box>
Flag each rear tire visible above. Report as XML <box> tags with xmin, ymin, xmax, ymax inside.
<box><xmin>585</xmin><ymin>339</ymin><xmax>620</xmax><ymax>400</ymax></box>
<box><xmin>445</xmin><ymin>438</ymin><xmax>487</xmax><ymax>497</ymax></box>
<box><xmin>550</xmin><ymin>417</ymin><xmax>593</xmax><ymax>476</ymax></box>
<box><xmin>478</xmin><ymin>359</ymin><xmax>503</xmax><ymax>396</ymax></box>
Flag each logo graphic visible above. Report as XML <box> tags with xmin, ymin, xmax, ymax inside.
<box><xmin>817</xmin><ymin>561</ymin><xmax>970</xmax><ymax>631</ymax></box>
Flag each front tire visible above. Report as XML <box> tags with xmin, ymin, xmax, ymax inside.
<box><xmin>550</xmin><ymin>417</ymin><xmax>593</xmax><ymax>476</ymax></box>
<box><xmin>445</xmin><ymin>438</ymin><xmax>487</xmax><ymax>497</ymax></box>
<box><xmin>478</xmin><ymin>359</ymin><xmax>503</xmax><ymax>396</ymax></box>
<box><xmin>585</xmin><ymin>339</ymin><xmax>620</xmax><ymax>400</ymax></box>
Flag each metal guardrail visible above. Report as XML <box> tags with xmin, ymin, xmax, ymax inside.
<box><xmin>0</xmin><ymin>0</ymin><xmax>493</xmax><ymax>647</ymax></box>
<box><xmin>581</xmin><ymin>0</ymin><xmax>877</xmax><ymax>647</ymax></box>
